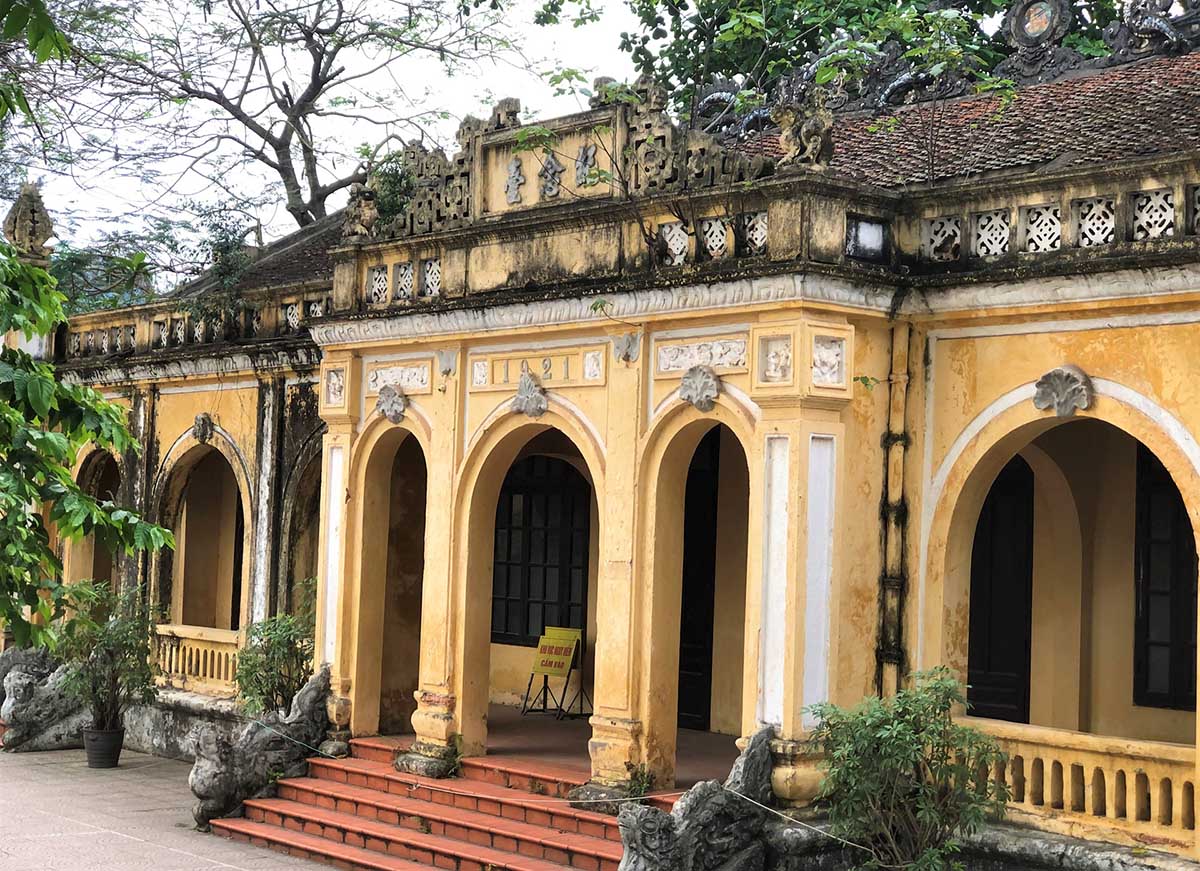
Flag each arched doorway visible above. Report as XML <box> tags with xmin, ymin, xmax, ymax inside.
<box><xmin>963</xmin><ymin>419</ymin><xmax>1197</xmax><ymax>744</ymax></box>
<box><xmin>151</xmin><ymin>435</ymin><xmax>254</xmax><ymax>694</ymax></box>
<box><xmin>646</xmin><ymin>419</ymin><xmax>749</xmax><ymax>787</ymax></box>
<box><xmin>352</xmin><ymin>425</ymin><xmax>427</xmax><ymax>736</ymax></box>
<box><xmin>452</xmin><ymin>413</ymin><xmax>604</xmax><ymax>761</ymax></box>
<box><xmin>68</xmin><ymin>451</ymin><xmax>123</xmax><ymax>585</ymax></box>
<box><xmin>170</xmin><ymin>447</ymin><xmax>246</xmax><ymax>631</ymax></box>
<box><xmin>485</xmin><ymin>431</ymin><xmax>597</xmax><ymax>759</ymax></box>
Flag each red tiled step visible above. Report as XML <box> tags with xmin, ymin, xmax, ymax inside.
<box><xmin>459</xmin><ymin>755</ymin><xmax>589</xmax><ymax>799</ymax></box>
<box><xmin>242</xmin><ymin>797</ymin><xmax>606</xmax><ymax>871</ymax></box>
<box><xmin>308</xmin><ymin>757</ymin><xmax>621</xmax><ymax>842</ymax></box>
<box><xmin>350</xmin><ymin>735</ymin><xmax>412</xmax><ymax>765</ymax></box>
<box><xmin>275</xmin><ymin>775</ymin><xmax>622</xmax><ymax>867</ymax></box>
<box><xmin>211</xmin><ymin>817</ymin><xmax>431</xmax><ymax>871</ymax></box>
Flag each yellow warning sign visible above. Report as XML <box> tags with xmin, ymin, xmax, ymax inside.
<box><xmin>531</xmin><ymin>626</ymin><xmax>581</xmax><ymax>678</ymax></box>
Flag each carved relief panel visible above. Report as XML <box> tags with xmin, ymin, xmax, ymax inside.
<box><xmin>319</xmin><ymin>359</ymin><xmax>356</xmax><ymax>417</ymax></box>
<box><xmin>363</xmin><ymin>359</ymin><xmax>434</xmax><ymax>397</ymax></box>
<box><xmin>750</xmin><ymin>324</ymin><xmax>799</xmax><ymax>399</ymax></box>
<box><xmin>803</xmin><ymin>321</ymin><xmax>855</xmax><ymax>405</ymax></box>
<box><xmin>652</xmin><ymin>335</ymin><xmax>748</xmax><ymax>379</ymax></box>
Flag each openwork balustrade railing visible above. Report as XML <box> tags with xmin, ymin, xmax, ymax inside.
<box><xmin>967</xmin><ymin>717</ymin><xmax>1196</xmax><ymax>854</ymax></box>
<box><xmin>155</xmin><ymin>624</ymin><xmax>240</xmax><ymax>696</ymax></box>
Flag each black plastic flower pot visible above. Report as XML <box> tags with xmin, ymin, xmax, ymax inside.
<box><xmin>82</xmin><ymin>727</ymin><xmax>125</xmax><ymax>769</ymax></box>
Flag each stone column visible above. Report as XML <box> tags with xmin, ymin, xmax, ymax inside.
<box><xmin>123</xmin><ymin>386</ymin><xmax>156</xmax><ymax>594</ymax></box>
<box><xmin>771</xmin><ymin>320</ymin><xmax>855</xmax><ymax>806</ymax></box>
<box><xmin>575</xmin><ymin>332</ymin><xmax>647</xmax><ymax>802</ymax></box>
<box><xmin>397</xmin><ymin>347</ymin><xmax>465</xmax><ymax>777</ymax></box>
<box><xmin>249</xmin><ymin>377</ymin><xmax>285</xmax><ymax>624</ymax></box>
<box><xmin>313</xmin><ymin>353</ymin><xmax>359</xmax><ymax>751</ymax></box>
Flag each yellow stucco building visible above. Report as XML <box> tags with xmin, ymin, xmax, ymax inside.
<box><xmin>25</xmin><ymin>26</ymin><xmax>1200</xmax><ymax>861</ymax></box>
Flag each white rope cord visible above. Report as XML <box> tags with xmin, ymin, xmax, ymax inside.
<box><xmin>719</xmin><ymin>784</ymin><xmax>874</xmax><ymax>857</ymax></box>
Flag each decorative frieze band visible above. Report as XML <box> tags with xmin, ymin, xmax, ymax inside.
<box><xmin>656</xmin><ymin>338</ymin><xmax>747</xmax><ymax>375</ymax></box>
<box><xmin>308</xmin><ymin>275</ymin><xmax>893</xmax><ymax>347</ymax></box>
<box><xmin>365</xmin><ymin>362</ymin><xmax>432</xmax><ymax>395</ymax></box>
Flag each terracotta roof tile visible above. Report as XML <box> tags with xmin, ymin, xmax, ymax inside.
<box><xmin>175</xmin><ymin>212</ymin><xmax>342</xmax><ymax>299</ymax></box>
<box><xmin>740</xmin><ymin>51</ymin><xmax>1200</xmax><ymax>187</ymax></box>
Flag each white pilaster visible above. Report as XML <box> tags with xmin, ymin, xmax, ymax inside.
<box><xmin>322</xmin><ymin>444</ymin><xmax>346</xmax><ymax>665</ymax></box>
<box><xmin>802</xmin><ymin>434</ymin><xmax>837</xmax><ymax>727</ymax></box>
<box><xmin>758</xmin><ymin>434</ymin><xmax>790</xmax><ymax>728</ymax></box>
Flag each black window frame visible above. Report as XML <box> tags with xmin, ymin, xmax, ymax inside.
<box><xmin>490</xmin><ymin>455</ymin><xmax>590</xmax><ymax>647</ymax></box>
<box><xmin>1133</xmin><ymin>443</ymin><xmax>1197</xmax><ymax>711</ymax></box>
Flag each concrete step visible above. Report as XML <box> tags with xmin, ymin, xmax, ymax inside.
<box><xmin>242</xmin><ymin>797</ymin><xmax>606</xmax><ymax>871</ymax></box>
<box><xmin>306</xmin><ymin>756</ymin><xmax>622</xmax><ymax>842</ymax></box>
<box><xmin>276</xmin><ymin>775</ymin><xmax>622</xmax><ymax>867</ymax></box>
<box><xmin>211</xmin><ymin>817</ymin><xmax>429</xmax><ymax>871</ymax></box>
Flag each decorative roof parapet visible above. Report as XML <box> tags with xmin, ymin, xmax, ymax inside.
<box><xmin>366</xmin><ymin>87</ymin><xmax>774</xmax><ymax>244</ymax></box>
<box><xmin>995</xmin><ymin>0</ymin><xmax>1084</xmax><ymax>85</ymax></box>
<box><xmin>623</xmin><ymin>77</ymin><xmax>775</xmax><ymax>197</ymax></box>
<box><xmin>3</xmin><ymin>182</ymin><xmax>54</xmax><ymax>263</ymax></box>
<box><xmin>1103</xmin><ymin>0</ymin><xmax>1198</xmax><ymax>65</ymax></box>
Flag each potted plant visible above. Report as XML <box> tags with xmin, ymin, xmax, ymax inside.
<box><xmin>60</xmin><ymin>581</ymin><xmax>157</xmax><ymax>768</ymax></box>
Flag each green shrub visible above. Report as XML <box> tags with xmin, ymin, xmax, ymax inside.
<box><xmin>235</xmin><ymin>578</ymin><xmax>316</xmax><ymax>715</ymax></box>
<box><xmin>806</xmin><ymin>667</ymin><xmax>1010</xmax><ymax>871</ymax></box>
<box><xmin>370</xmin><ymin>152</ymin><xmax>415</xmax><ymax>222</ymax></box>
<box><xmin>59</xmin><ymin>581</ymin><xmax>158</xmax><ymax>731</ymax></box>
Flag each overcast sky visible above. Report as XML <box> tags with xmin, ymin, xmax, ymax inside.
<box><xmin>32</xmin><ymin>0</ymin><xmax>642</xmax><ymax>254</ymax></box>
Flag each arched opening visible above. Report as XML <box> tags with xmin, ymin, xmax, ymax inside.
<box><xmin>647</xmin><ymin>420</ymin><xmax>749</xmax><ymax>787</ymax></box>
<box><xmin>961</xmin><ymin>418</ymin><xmax>1196</xmax><ymax>744</ymax></box>
<box><xmin>353</xmin><ymin>426</ymin><xmax>428</xmax><ymax>736</ymax></box>
<box><xmin>484</xmin><ymin>430</ymin><xmax>598</xmax><ymax>761</ymax></box>
<box><xmin>278</xmin><ymin>445</ymin><xmax>323</xmax><ymax>617</ymax></box>
<box><xmin>169</xmin><ymin>447</ymin><xmax>246</xmax><ymax>631</ymax></box>
<box><xmin>450</xmin><ymin>413</ymin><xmax>604</xmax><ymax>764</ymax></box>
<box><xmin>68</xmin><ymin>451</ymin><xmax>123</xmax><ymax>585</ymax></box>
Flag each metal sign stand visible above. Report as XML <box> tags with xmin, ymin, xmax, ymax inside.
<box><xmin>521</xmin><ymin>672</ymin><xmax>563</xmax><ymax>715</ymax></box>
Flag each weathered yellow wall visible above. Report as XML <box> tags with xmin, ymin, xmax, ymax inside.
<box><xmin>287</xmin><ymin>456</ymin><xmax>323</xmax><ymax>607</ymax></box>
<box><xmin>918</xmin><ymin>320</ymin><xmax>1200</xmax><ymax>748</ymax></box>
<box><xmin>1023</xmin><ymin>442</ymin><xmax>1083</xmax><ymax>732</ymax></box>
<box><xmin>313</xmin><ymin>294</ymin><xmax>887</xmax><ymax>800</ymax></box>
<box><xmin>832</xmin><ymin>317</ymin><xmax>893</xmax><ymax>708</ymax></box>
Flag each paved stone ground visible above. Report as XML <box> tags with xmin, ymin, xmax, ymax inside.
<box><xmin>0</xmin><ymin>748</ymin><xmax>324</xmax><ymax>871</ymax></box>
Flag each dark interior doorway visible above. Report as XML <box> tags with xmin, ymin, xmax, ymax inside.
<box><xmin>491</xmin><ymin>454</ymin><xmax>590</xmax><ymax>646</ymax></box>
<box><xmin>678</xmin><ymin>427</ymin><xmax>721</xmax><ymax>731</ymax></box>
<box><xmin>968</xmin><ymin>454</ymin><xmax>1035</xmax><ymax>723</ymax></box>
